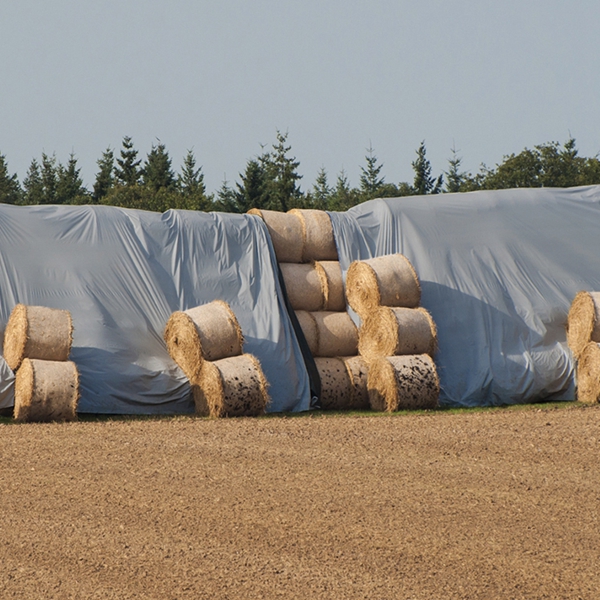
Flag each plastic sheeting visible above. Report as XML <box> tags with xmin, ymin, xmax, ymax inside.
<box><xmin>0</xmin><ymin>204</ymin><xmax>311</xmax><ymax>414</ymax></box>
<box><xmin>330</xmin><ymin>185</ymin><xmax>600</xmax><ymax>407</ymax></box>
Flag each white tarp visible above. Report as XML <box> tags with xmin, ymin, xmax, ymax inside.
<box><xmin>330</xmin><ymin>185</ymin><xmax>600</xmax><ymax>407</ymax></box>
<box><xmin>0</xmin><ymin>204</ymin><xmax>311</xmax><ymax>413</ymax></box>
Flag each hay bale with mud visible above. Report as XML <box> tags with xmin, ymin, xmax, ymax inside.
<box><xmin>346</xmin><ymin>254</ymin><xmax>421</xmax><ymax>319</ymax></box>
<box><xmin>3</xmin><ymin>304</ymin><xmax>73</xmax><ymax>372</ymax></box>
<box><xmin>315</xmin><ymin>357</ymin><xmax>353</xmax><ymax>410</ymax></box>
<box><xmin>248</xmin><ymin>208</ymin><xmax>304</xmax><ymax>263</ymax></box>
<box><xmin>295</xmin><ymin>310</ymin><xmax>319</xmax><ymax>355</ymax></box>
<box><xmin>576</xmin><ymin>342</ymin><xmax>600</xmax><ymax>404</ymax></box>
<box><xmin>359</xmin><ymin>307</ymin><xmax>437</xmax><ymax>360</ymax></box>
<box><xmin>367</xmin><ymin>354</ymin><xmax>439</xmax><ymax>412</ymax></box>
<box><xmin>288</xmin><ymin>209</ymin><xmax>338</xmax><ymax>262</ymax></box>
<box><xmin>341</xmin><ymin>355</ymin><xmax>370</xmax><ymax>410</ymax></box>
<box><xmin>14</xmin><ymin>358</ymin><xmax>79</xmax><ymax>422</ymax></box>
<box><xmin>567</xmin><ymin>291</ymin><xmax>600</xmax><ymax>359</ymax></box>
<box><xmin>311</xmin><ymin>311</ymin><xmax>358</xmax><ymax>357</ymax></box>
<box><xmin>193</xmin><ymin>354</ymin><xmax>269</xmax><ymax>418</ymax></box>
<box><xmin>280</xmin><ymin>262</ymin><xmax>328</xmax><ymax>311</ymax></box>
<box><xmin>164</xmin><ymin>300</ymin><xmax>243</xmax><ymax>381</ymax></box>
<box><xmin>318</xmin><ymin>261</ymin><xmax>346</xmax><ymax>311</ymax></box>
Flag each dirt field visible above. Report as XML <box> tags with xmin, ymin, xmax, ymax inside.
<box><xmin>1</xmin><ymin>404</ymin><xmax>599</xmax><ymax>599</ymax></box>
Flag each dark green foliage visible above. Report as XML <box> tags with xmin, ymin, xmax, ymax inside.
<box><xmin>177</xmin><ymin>150</ymin><xmax>213</xmax><ymax>211</ymax></box>
<box><xmin>263</xmin><ymin>130</ymin><xmax>303</xmax><ymax>212</ymax></box>
<box><xmin>143</xmin><ymin>142</ymin><xmax>176</xmax><ymax>192</ymax></box>
<box><xmin>41</xmin><ymin>153</ymin><xmax>58</xmax><ymax>204</ymax></box>
<box><xmin>215</xmin><ymin>178</ymin><xmax>237</xmax><ymax>212</ymax></box>
<box><xmin>0</xmin><ymin>154</ymin><xmax>22</xmax><ymax>204</ymax></box>
<box><xmin>115</xmin><ymin>136</ymin><xmax>142</xmax><ymax>187</ymax></box>
<box><xmin>328</xmin><ymin>169</ymin><xmax>361</xmax><ymax>211</ymax></box>
<box><xmin>444</xmin><ymin>145</ymin><xmax>468</xmax><ymax>193</ymax></box>
<box><xmin>232</xmin><ymin>159</ymin><xmax>269</xmax><ymax>213</ymax></box>
<box><xmin>359</xmin><ymin>145</ymin><xmax>385</xmax><ymax>200</ymax></box>
<box><xmin>93</xmin><ymin>148</ymin><xmax>114</xmax><ymax>202</ymax></box>
<box><xmin>412</xmin><ymin>141</ymin><xmax>443</xmax><ymax>195</ymax></box>
<box><xmin>57</xmin><ymin>153</ymin><xmax>88</xmax><ymax>204</ymax></box>
<box><xmin>23</xmin><ymin>159</ymin><xmax>44</xmax><ymax>205</ymax></box>
<box><xmin>307</xmin><ymin>167</ymin><xmax>332</xmax><ymax>210</ymax></box>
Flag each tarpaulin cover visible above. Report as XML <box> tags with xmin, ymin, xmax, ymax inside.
<box><xmin>0</xmin><ymin>204</ymin><xmax>311</xmax><ymax>413</ymax></box>
<box><xmin>330</xmin><ymin>185</ymin><xmax>600</xmax><ymax>407</ymax></box>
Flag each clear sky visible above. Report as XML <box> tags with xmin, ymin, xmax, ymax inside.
<box><xmin>1</xmin><ymin>0</ymin><xmax>599</xmax><ymax>194</ymax></box>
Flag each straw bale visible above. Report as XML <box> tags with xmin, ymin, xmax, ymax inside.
<box><xmin>367</xmin><ymin>354</ymin><xmax>439</xmax><ymax>412</ymax></box>
<box><xmin>576</xmin><ymin>342</ymin><xmax>600</xmax><ymax>404</ymax></box>
<box><xmin>311</xmin><ymin>311</ymin><xmax>358</xmax><ymax>357</ymax></box>
<box><xmin>288</xmin><ymin>209</ymin><xmax>338</xmax><ymax>262</ymax></box>
<box><xmin>280</xmin><ymin>262</ymin><xmax>327</xmax><ymax>311</ymax></box>
<box><xmin>566</xmin><ymin>291</ymin><xmax>600</xmax><ymax>359</ymax></box>
<box><xmin>341</xmin><ymin>355</ymin><xmax>370</xmax><ymax>410</ymax></box>
<box><xmin>194</xmin><ymin>354</ymin><xmax>269</xmax><ymax>417</ymax></box>
<box><xmin>14</xmin><ymin>358</ymin><xmax>79</xmax><ymax>422</ymax></box>
<box><xmin>248</xmin><ymin>208</ymin><xmax>304</xmax><ymax>263</ymax></box>
<box><xmin>359</xmin><ymin>306</ymin><xmax>437</xmax><ymax>360</ymax></box>
<box><xmin>295</xmin><ymin>310</ymin><xmax>318</xmax><ymax>355</ymax></box>
<box><xmin>318</xmin><ymin>261</ymin><xmax>346</xmax><ymax>311</ymax></box>
<box><xmin>3</xmin><ymin>304</ymin><xmax>73</xmax><ymax>372</ymax></box>
<box><xmin>164</xmin><ymin>300</ymin><xmax>243</xmax><ymax>380</ymax></box>
<box><xmin>315</xmin><ymin>357</ymin><xmax>354</xmax><ymax>410</ymax></box>
<box><xmin>346</xmin><ymin>254</ymin><xmax>421</xmax><ymax>319</ymax></box>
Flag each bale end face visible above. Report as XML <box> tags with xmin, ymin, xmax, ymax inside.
<box><xmin>164</xmin><ymin>311</ymin><xmax>203</xmax><ymax>380</ymax></box>
<box><xmin>567</xmin><ymin>291</ymin><xmax>600</xmax><ymax>359</ymax></box>
<box><xmin>577</xmin><ymin>342</ymin><xmax>600</xmax><ymax>404</ymax></box>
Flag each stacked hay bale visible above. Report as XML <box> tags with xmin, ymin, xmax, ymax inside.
<box><xmin>567</xmin><ymin>291</ymin><xmax>600</xmax><ymax>403</ymax></box>
<box><xmin>3</xmin><ymin>304</ymin><xmax>79</xmax><ymax>422</ymax></box>
<box><xmin>249</xmin><ymin>208</ymin><xmax>369</xmax><ymax>410</ymax></box>
<box><xmin>346</xmin><ymin>254</ymin><xmax>440</xmax><ymax>411</ymax></box>
<box><xmin>164</xmin><ymin>300</ymin><xmax>269</xmax><ymax>417</ymax></box>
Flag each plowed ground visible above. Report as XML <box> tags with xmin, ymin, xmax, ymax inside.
<box><xmin>1</xmin><ymin>404</ymin><xmax>599</xmax><ymax>599</ymax></box>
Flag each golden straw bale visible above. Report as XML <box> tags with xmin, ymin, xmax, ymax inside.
<box><xmin>367</xmin><ymin>354</ymin><xmax>439</xmax><ymax>412</ymax></box>
<box><xmin>311</xmin><ymin>311</ymin><xmax>358</xmax><ymax>357</ymax></box>
<box><xmin>576</xmin><ymin>342</ymin><xmax>600</xmax><ymax>404</ymax></box>
<box><xmin>194</xmin><ymin>354</ymin><xmax>269</xmax><ymax>418</ymax></box>
<box><xmin>288</xmin><ymin>209</ymin><xmax>338</xmax><ymax>262</ymax></box>
<box><xmin>318</xmin><ymin>261</ymin><xmax>346</xmax><ymax>311</ymax></box>
<box><xmin>248</xmin><ymin>208</ymin><xmax>304</xmax><ymax>263</ymax></box>
<box><xmin>3</xmin><ymin>304</ymin><xmax>73</xmax><ymax>372</ymax></box>
<box><xmin>14</xmin><ymin>358</ymin><xmax>79</xmax><ymax>422</ymax></box>
<box><xmin>341</xmin><ymin>355</ymin><xmax>370</xmax><ymax>410</ymax></box>
<box><xmin>315</xmin><ymin>357</ymin><xmax>353</xmax><ymax>410</ymax></box>
<box><xmin>346</xmin><ymin>254</ymin><xmax>421</xmax><ymax>319</ymax></box>
<box><xmin>295</xmin><ymin>311</ymin><xmax>318</xmax><ymax>355</ymax></box>
<box><xmin>280</xmin><ymin>262</ymin><xmax>328</xmax><ymax>311</ymax></box>
<box><xmin>566</xmin><ymin>291</ymin><xmax>600</xmax><ymax>359</ymax></box>
<box><xmin>359</xmin><ymin>306</ymin><xmax>437</xmax><ymax>360</ymax></box>
<box><xmin>164</xmin><ymin>300</ymin><xmax>243</xmax><ymax>381</ymax></box>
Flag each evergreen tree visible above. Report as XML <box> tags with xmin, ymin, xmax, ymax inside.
<box><xmin>263</xmin><ymin>130</ymin><xmax>303</xmax><ymax>211</ymax></box>
<box><xmin>412</xmin><ymin>141</ymin><xmax>443</xmax><ymax>195</ymax></box>
<box><xmin>233</xmin><ymin>159</ymin><xmax>268</xmax><ymax>213</ymax></box>
<box><xmin>177</xmin><ymin>149</ymin><xmax>212</xmax><ymax>211</ymax></box>
<box><xmin>329</xmin><ymin>169</ymin><xmax>360</xmax><ymax>211</ymax></box>
<box><xmin>115</xmin><ymin>136</ymin><xmax>142</xmax><ymax>187</ymax></box>
<box><xmin>444</xmin><ymin>145</ymin><xmax>467</xmax><ymax>193</ymax></box>
<box><xmin>23</xmin><ymin>159</ymin><xmax>44</xmax><ymax>205</ymax></box>
<box><xmin>143</xmin><ymin>141</ymin><xmax>176</xmax><ymax>192</ymax></box>
<box><xmin>57</xmin><ymin>153</ymin><xmax>88</xmax><ymax>204</ymax></box>
<box><xmin>93</xmin><ymin>148</ymin><xmax>115</xmax><ymax>202</ymax></box>
<box><xmin>310</xmin><ymin>167</ymin><xmax>333</xmax><ymax>210</ymax></box>
<box><xmin>41</xmin><ymin>153</ymin><xmax>58</xmax><ymax>204</ymax></box>
<box><xmin>359</xmin><ymin>144</ymin><xmax>385</xmax><ymax>200</ymax></box>
<box><xmin>215</xmin><ymin>177</ymin><xmax>236</xmax><ymax>212</ymax></box>
<box><xmin>0</xmin><ymin>154</ymin><xmax>22</xmax><ymax>204</ymax></box>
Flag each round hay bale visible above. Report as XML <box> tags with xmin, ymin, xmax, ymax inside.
<box><xmin>288</xmin><ymin>209</ymin><xmax>338</xmax><ymax>262</ymax></box>
<box><xmin>312</xmin><ymin>311</ymin><xmax>358</xmax><ymax>357</ymax></box>
<box><xmin>576</xmin><ymin>342</ymin><xmax>600</xmax><ymax>404</ymax></box>
<box><xmin>359</xmin><ymin>306</ymin><xmax>437</xmax><ymax>360</ymax></box>
<box><xmin>3</xmin><ymin>304</ymin><xmax>73</xmax><ymax>372</ymax></box>
<box><xmin>341</xmin><ymin>355</ymin><xmax>370</xmax><ymax>410</ymax></box>
<box><xmin>318</xmin><ymin>261</ymin><xmax>346</xmax><ymax>311</ymax></box>
<box><xmin>164</xmin><ymin>300</ymin><xmax>243</xmax><ymax>380</ymax></box>
<box><xmin>194</xmin><ymin>354</ymin><xmax>269</xmax><ymax>418</ymax></box>
<box><xmin>280</xmin><ymin>262</ymin><xmax>327</xmax><ymax>311</ymax></box>
<box><xmin>14</xmin><ymin>358</ymin><xmax>79</xmax><ymax>422</ymax></box>
<box><xmin>367</xmin><ymin>354</ymin><xmax>439</xmax><ymax>412</ymax></box>
<box><xmin>295</xmin><ymin>310</ymin><xmax>318</xmax><ymax>355</ymax></box>
<box><xmin>566</xmin><ymin>291</ymin><xmax>600</xmax><ymax>359</ymax></box>
<box><xmin>248</xmin><ymin>208</ymin><xmax>304</xmax><ymax>263</ymax></box>
<box><xmin>315</xmin><ymin>357</ymin><xmax>353</xmax><ymax>410</ymax></box>
<box><xmin>346</xmin><ymin>254</ymin><xmax>421</xmax><ymax>319</ymax></box>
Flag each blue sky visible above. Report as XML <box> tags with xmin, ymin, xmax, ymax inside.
<box><xmin>1</xmin><ymin>0</ymin><xmax>599</xmax><ymax>193</ymax></box>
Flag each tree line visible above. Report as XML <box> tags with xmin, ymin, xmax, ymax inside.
<box><xmin>1</xmin><ymin>132</ymin><xmax>600</xmax><ymax>212</ymax></box>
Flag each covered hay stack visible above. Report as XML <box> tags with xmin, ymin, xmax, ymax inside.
<box><xmin>346</xmin><ymin>254</ymin><xmax>421</xmax><ymax>320</ymax></box>
<box><xmin>280</xmin><ymin>262</ymin><xmax>327</xmax><ymax>311</ymax></box>
<box><xmin>576</xmin><ymin>342</ymin><xmax>600</xmax><ymax>404</ymax></box>
<box><xmin>247</xmin><ymin>208</ymin><xmax>304</xmax><ymax>263</ymax></box>
<box><xmin>318</xmin><ymin>260</ymin><xmax>346</xmax><ymax>311</ymax></box>
<box><xmin>288</xmin><ymin>209</ymin><xmax>338</xmax><ymax>262</ymax></box>
<box><xmin>14</xmin><ymin>358</ymin><xmax>79</xmax><ymax>422</ymax></box>
<box><xmin>295</xmin><ymin>311</ymin><xmax>319</xmax><ymax>355</ymax></box>
<box><xmin>367</xmin><ymin>354</ymin><xmax>439</xmax><ymax>412</ymax></box>
<box><xmin>567</xmin><ymin>291</ymin><xmax>600</xmax><ymax>359</ymax></box>
<box><xmin>3</xmin><ymin>304</ymin><xmax>73</xmax><ymax>372</ymax></box>
<box><xmin>315</xmin><ymin>356</ymin><xmax>370</xmax><ymax>410</ymax></box>
<box><xmin>359</xmin><ymin>306</ymin><xmax>437</xmax><ymax>360</ymax></box>
<box><xmin>164</xmin><ymin>300</ymin><xmax>243</xmax><ymax>380</ymax></box>
<box><xmin>193</xmin><ymin>354</ymin><xmax>269</xmax><ymax>417</ymax></box>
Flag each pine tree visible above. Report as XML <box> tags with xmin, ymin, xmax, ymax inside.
<box><xmin>23</xmin><ymin>159</ymin><xmax>44</xmax><ymax>205</ymax></box>
<box><xmin>329</xmin><ymin>169</ymin><xmax>360</xmax><ymax>211</ymax></box>
<box><xmin>412</xmin><ymin>141</ymin><xmax>443</xmax><ymax>195</ymax></box>
<box><xmin>359</xmin><ymin>144</ymin><xmax>385</xmax><ymax>200</ymax></box>
<box><xmin>0</xmin><ymin>154</ymin><xmax>22</xmax><ymax>204</ymax></box>
<box><xmin>143</xmin><ymin>141</ymin><xmax>175</xmax><ymax>192</ymax></box>
<box><xmin>263</xmin><ymin>130</ymin><xmax>303</xmax><ymax>212</ymax></box>
<box><xmin>93</xmin><ymin>148</ymin><xmax>115</xmax><ymax>202</ymax></box>
<box><xmin>115</xmin><ymin>136</ymin><xmax>142</xmax><ymax>187</ymax></box>
<box><xmin>57</xmin><ymin>153</ymin><xmax>88</xmax><ymax>204</ymax></box>
<box><xmin>177</xmin><ymin>149</ymin><xmax>212</xmax><ymax>211</ymax></box>
<box><xmin>444</xmin><ymin>145</ymin><xmax>467</xmax><ymax>193</ymax></box>
<box><xmin>215</xmin><ymin>177</ymin><xmax>236</xmax><ymax>212</ymax></box>
<box><xmin>41</xmin><ymin>153</ymin><xmax>58</xmax><ymax>204</ymax></box>
<box><xmin>310</xmin><ymin>167</ymin><xmax>333</xmax><ymax>210</ymax></box>
<box><xmin>234</xmin><ymin>159</ymin><xmax>268</xmax><ymax>213</ymax></box>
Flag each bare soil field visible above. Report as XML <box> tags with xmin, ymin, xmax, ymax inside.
<box><xmin>1</xmin><ymin>404</ymin><xmax>599</xmax><ymax>599</ymax></box>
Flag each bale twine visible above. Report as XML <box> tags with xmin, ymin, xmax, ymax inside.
<box><xmin>194</xmin><ymin>354</ymin><xmax>269</xmax><ymax>418</ymax></box>
<box><xmin>358</xmin><ymin>306</ymin><xmax>437</xmax><ymax>360</ymax></box>
<box><xmin>318</xmin><ymin>261</ymin><xmax>346</xmax><ymax>311</ymax></box>
<box><xmin>3</xmin><ymin>304</ymin><xmax>73</xmax><ymax>372</ymax></box>
<box><xmin>341</xmin><ymin>355</ymin><xmax>370</xmax><ymax>410</ymax></box>
<box><xmin>14</xmin><ymin>358</ymin><xmax>79</xmax><ymax>422</ymax></box>
<box><xmin>280</xmin><ymin>262</ymin><xmax>328</xmax><ymax>311</ymax></box>
<box><xmin>566</xmin><ymin>291</ymin><xmax>600</xmax><ymax>359</ymax></box>
<box><xmin>367</xmin><ymin>354</ymin><xmax>439</xmax><ymax>412</ymax></box>
<box><xmin>346</xmin><ymin>254</ymin><xmax>421</xmax><ymax>319</ymax></box>
<box><xmin>315</xmin><ymin>357</ymin><xmax>353</xmax><ymax>410</ymax></box>
<box><xmin>248</xmin><ymin>208</ymin><xmax>304</xmax><ymax>263</ymax></box>
<box><xmin>164</xmin><ymin>300</ymin><xmax>243</xmax><ymax>381</ymax></box>
<box><xmin>295</xmin><ymin>310</ymin><xmax>318</xmax><ymax>355</ymax></box>
<box><xmin>288</xmin><ymin>209</ymin><xmax>338</xmax><ymax>262</ymax></box>
<box><xmin>576</xmin><ymin>342</ymin><xmax>600</xmax><ymax>404</ymax></box>
<box><xmin>311</xmin><ymin>311</ymin><xmax>358</xmax><ymax>357</ymax></box>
